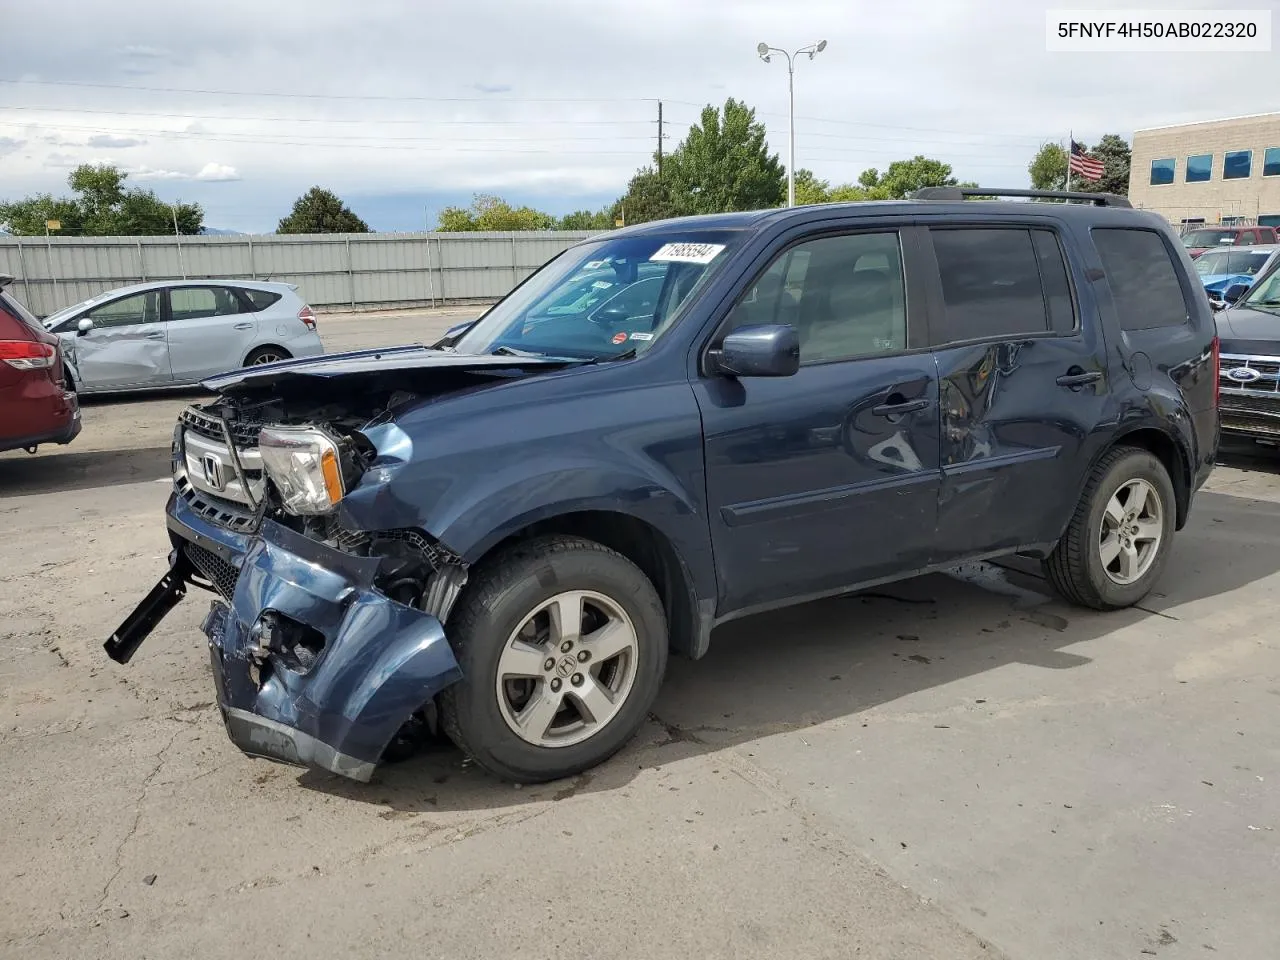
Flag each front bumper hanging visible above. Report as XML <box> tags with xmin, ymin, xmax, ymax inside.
<box><xmin>104</xmin><ymin>494</ymin><xmax>462</xmax><ymax>782</ymax></box>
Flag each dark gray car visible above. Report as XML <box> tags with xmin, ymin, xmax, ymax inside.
<box><xmin>1215</xmin><ymin>259</ymin><xmax>1280</xmax><ymax>440</ymax></box>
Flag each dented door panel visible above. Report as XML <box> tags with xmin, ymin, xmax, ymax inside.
<box><xmin>71</xmin><ymin>290</ymin><xmax>172</xmax><ymax>391</ymax></box>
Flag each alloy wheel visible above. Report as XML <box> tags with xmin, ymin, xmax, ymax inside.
<box><xmin>1098</xmin><ymin>478</ymin><xmax>1163</xmax><ymax>585</ymax></box>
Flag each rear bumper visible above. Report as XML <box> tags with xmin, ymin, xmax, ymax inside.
<box><xmin>109</xmin><ymin>491</ymin><xmax>461</xmax><ymax>782</ymax></box>
<box><xmin>0</xmin><ymin>394</ymin><xmax>81</xmax><ymax>452</ymax></box>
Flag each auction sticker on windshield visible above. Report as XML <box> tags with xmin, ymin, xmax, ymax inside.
<box><xmin>650</xmin><ymin>242</ymin><xmax>725</xmax><ymax>264</ymax></box>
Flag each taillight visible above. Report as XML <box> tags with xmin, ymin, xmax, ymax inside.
<box><xmin>1211</xmin><ymin>336</ymin><xmax>1220</xmax><ymax>408</ymax></box>
<box><xmin>298</xmin><ymin>305</ymin><xmax>317</xmax><ymax>330</ymax></box>
<box><xmin>0</xmin><ymin>340</ymin><xmax>56</xmax><ymax>370</ymax></box>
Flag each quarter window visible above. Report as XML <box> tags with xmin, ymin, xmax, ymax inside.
<box><xmin>1223</xmin><ymin>150</ymin><xmax>1252</xmax><ymax>180</ymax></box>
<box><xmin>1092</xmin><ymin>228</ymin><xmax>1189</xmax><ymax>331</ymax></box>
<box><xmin>1150</xmin><ymin>158</ymin><xmax>1175</xmax><ymax>185</ymax></box>
<box><xmin>86</xmin><ymin>291</ymin><xmax>160</xmax><ymax>328</ymax></box>
<box><xmin>242</xmin><ymin>288</ymin><xmax>283</xmax><ymax>311</ymax></box>
<box><xmin>929</xmin><ymin>228</ymin><xmax>1072</xmax><ymax>343</ymax></box>
<box><xmin>725</xmin><ymin>232</ymin><xmax>907</xmax><ymax>363</ymax></box>
<box><xmin>1185</xmin><ymin>154</ymin><xmax>1212</xmax><ymax>183</ymax></box>
<box><xmin>1263</xmin><ymin>148</ymin><xmax>1280</xmax><ymax>178</ymax></box>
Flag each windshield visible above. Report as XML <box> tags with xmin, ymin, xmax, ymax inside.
<box><xmin>1194</xmin><ymin>250</ymin><xmax>1274</xmax><ymax>277</ymax></box>
<box><xmin>1182</xmin><ymin>229</ymin><xmax>1235</xmax><ymax>248</ymax></box>
<box><xmin>453</xmin><ymin>230</ymin><xmax>741</xmax><ymax>359</ymax></box>
<box><xmin>1243</xmin><ymin>262</ymin><xmax>1280</xmax><ymax>308</ymax></box>
<box><xmin>42</xmin><ymin>292</ymin><xmax>109</xmax><ymax>328</ymax></box>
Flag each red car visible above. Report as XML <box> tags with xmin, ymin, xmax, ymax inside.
<box><xmin>1</xmin><ymin>275</ymin><xmax>80</xmax><ymax>454</ymax></box>
<box><xmin>1181</xmin><ymin>224</ymin><xmax>1279</xmax><ymax>259</ymax></box>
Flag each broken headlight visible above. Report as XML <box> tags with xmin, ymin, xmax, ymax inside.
<box><xmin>257</xmin><ymin>426</ymin><xmax>346</xmax><ymax>515</ymax></box>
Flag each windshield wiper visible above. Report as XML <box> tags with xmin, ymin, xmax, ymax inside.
<box><xmin>490</xmin><ymin>345</ymin><xmax>544</xmax><ymax>357</ymax></box>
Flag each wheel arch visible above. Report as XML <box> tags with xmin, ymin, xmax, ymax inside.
<box><xmin>1094</xmin><ymin>425</ymin><xmax>1194</xmax><ymax>531</ymax></box>
<box><xmin>243</xmin><ymin>343</ymin><xmax>292</xmax><ymax>366</ymax></box>
<box><xmin>460</xmin><ymin>508</ymin><xmax>709</xmax><ymax>661</ymax></box>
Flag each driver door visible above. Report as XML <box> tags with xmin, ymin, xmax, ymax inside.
<box><xmin>72</xmin><ymin>290</ymin><xmax>171</xmax><ymax>390</ymax></box>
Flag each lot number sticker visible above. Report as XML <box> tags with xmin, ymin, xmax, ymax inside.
<box><xmin>650</xmin><ymin>242</ymin><xmax>725</xmax><ymax>264</ymax></box>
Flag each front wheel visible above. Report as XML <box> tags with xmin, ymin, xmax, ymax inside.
<box><xmin>1044</xmin><ymin>446</ymin><xmax>1176</xmax><ymax>610</ymax></box>
<box><xmin>439</xmin><ymin>535</ymin><xmax>668</xmax><ymax>783</ymax></box>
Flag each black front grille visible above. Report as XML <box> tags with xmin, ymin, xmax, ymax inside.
<box><xmin>179</xmin><ymin>406</ymin><xmax>262</xmax><ymax>445</ymax></box>
<box><xmin>185</xmin><ymin>542</ymin><xmax>241</xmax><ymax>601</ymax></box>
<box><xmin>1221</xmin><ymin>393</ymin><xmax>1280</xmax><ymax>418</ymax></box>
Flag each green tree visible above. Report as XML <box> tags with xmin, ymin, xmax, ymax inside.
<box><xmin>1028</xmin><ymin>142</ymin><xmax>1069</xmax><ymax>191</ymax></box>
<box><xmin>277</xmin><ymin>187</ymin><xmax>369</xmax><ymax>233</ymax></box>
<box><xmin>855</xmin><ymin>155</ymin><xmax>961</xmax><ymax>199</ymax></box>
<box><xmin>0</xmin><ymin>164</ymin><xmax>202</xmax><ymax>236</ymax></box>
<box><xmin>436</xmin><ymin>194</ymin><xmax>555</xmax><ymax>231</ymax></box>
<box><xmin>662</xmin><ymin>98</ymin><xmax>786</xmax><ymax>215</ymax></box>
<box><xmin>558</xmin><ymin>208</ymin><xmax>614</xmax><ymax>230</ymax></box>
<box><xmin>1073</xmin><ymin>134</ymin><xmax>1131</xmax><ymax>196</ymax></box>
<box><xmin>793</xmin><ymin>168</ymin><xmax>831</xmax><ymax>205</ymax></box>
<box><xmin>611</xmin><ymin>167</ymin><xmax>678</xmax><ymax>225</ymax></box>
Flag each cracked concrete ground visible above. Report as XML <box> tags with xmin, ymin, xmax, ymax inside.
<box><xmin>2</xmin><ymin>308</ymin><xmax>1278</xmax><ymax>959</ymax></box>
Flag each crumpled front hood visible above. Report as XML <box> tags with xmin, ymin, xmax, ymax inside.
<box><xmin>201</xmin><ymin>343</ymin><xmax>586</xmax><ymax>394</ymax></box>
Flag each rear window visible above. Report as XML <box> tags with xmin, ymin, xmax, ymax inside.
<box><xmin>1092</xmin><ymin>228</ymin><xmax>1190</xmax><ymax>331</ymax></box>
<box><xmin>1181</xmin><ymin>229</ymin><xmax>1235</xmax><ymax>248</ymax></box>
<box><xmin>243</xmin><ymin>289</ymin><xmax>282</xmax><ymax>311</ymax></box>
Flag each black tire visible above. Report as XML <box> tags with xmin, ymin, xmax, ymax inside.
<box><xmin>439</xmin><ymin>535</ymin><xmax>668</xmax><ymax>783</ymax></box>
<box><xmin>244</xmin><ymin>345</ymin><xmax>291</xmax><ymax>367</ymax></box>
<box><xmin>1044</xmin><ymin>446</ymin><xmax>1176</xmax><ymax>610</ymax></box>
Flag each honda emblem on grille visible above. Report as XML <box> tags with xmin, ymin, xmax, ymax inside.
<box><xmin>1226</xmin><ymin>366</ymin><xmax>1263</xmax><ymax>384</ymax></box>
<box><xmin>200</xmin><ymin>454</ymin><xmax>226</xmax><ymax>491</ymax></box>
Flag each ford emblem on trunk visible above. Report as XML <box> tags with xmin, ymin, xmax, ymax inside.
<box><xmin>1225</xmin><ymin>366</ymin><xmax>1263</xmax><ymax>383</ymax></box>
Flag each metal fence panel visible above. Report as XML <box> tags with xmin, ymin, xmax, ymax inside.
<box><xmin>0</xmin><ymin>230</ymin><xmax>599</xmax><ymax>316</ymax></box>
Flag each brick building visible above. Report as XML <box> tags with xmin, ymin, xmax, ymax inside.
<box><xmin>1127</xmin><ymin>113</ymin><xmax>1280</xmax><ymax>228</ymax></box>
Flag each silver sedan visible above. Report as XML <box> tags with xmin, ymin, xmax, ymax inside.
<box><xmin>40</xmin><ymin>279</ymin><xmax>325</xmax><ymax>394</ymax></box>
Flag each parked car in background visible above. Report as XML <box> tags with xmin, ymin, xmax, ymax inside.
<box><xmin>1181</xmin><ymin>224</ymin><xmax>1279</xmax><ymax>259</ymax></box>
<box><xmin>40</xmin><ymin>280</ymin><xmax>322</xmax><ymax>395</ymax></box>
<box><xmin>1215</xmin><ymin>259</ymin><xmax>1280</xmax><ymax>442</ymax></box>
<box><xmin>1193</xmin><ymin>245</ymin><xmax>1280</xmax><ymax>304</ymax></box>
<box><xmin>0</xmin><ymin>275</ymin><xmax>79</xmax><ymax>455</ymax></box>
<box><xmin>106</xmin><ymin>186</ymin><xmax>1220</xmax><ymax>788</ymax></box>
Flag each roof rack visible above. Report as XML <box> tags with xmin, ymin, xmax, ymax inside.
<box><xmin>0</xmin><ymin>274</ymin><xmax>13</xmax><ymax>289</ymax></box>
<box><xmin>911</xmin><ymin>186</ymin><xmax>1132</xmax><ymax>208</ymax></box>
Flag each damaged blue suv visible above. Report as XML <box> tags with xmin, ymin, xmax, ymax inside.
<box><xmin>106</xmin><ymin>188</ymin><xmax>1220</xmax><ymax>785</ymax></box>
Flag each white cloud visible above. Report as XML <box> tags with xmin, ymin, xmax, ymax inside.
<box><xmin>87</xmin><ymin>134</ymin><xmax>146</xmax><ymax>148</ymax></box>
<box><xmin>43</xmin><ymin>151</ymin><xmax>79</xmax><ymax>167</ymax></box>
<box><xmin>130</xmin><ymin>161</ymin><xmax>241</xmax><ymax>182</ymax></box>
<box><xmin>196</xmin><ymin>162</ymin><xmax>240</xmax><ymax>182</ymax></box>
<box><xmin>0</xmin><ymin>136</ymin><xmax>25</xmax><ymax>156</ymax></box>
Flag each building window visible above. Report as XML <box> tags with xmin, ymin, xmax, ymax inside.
<box><xmin>1185</xmin><ymin>154</ymin><xmax>1212</xmax><ymax>182</ymax></box>
<box><xmin>1264</xmin><ymin>148</ymin><xmax>1280</xmax><ymax>177</ymax></box>
<box><xmin>1150</xmin><ymin>158</ymin><xmax>1175</xmax><ymax>185</ymax></box>
<box><xmin>1223</xmin><ymin>150</ymin><xmax>1252</xmax><ymax>179</ymax></box>
<box><xmin>1259</xmin><ymin>215</ymin><xmax>1280</xmax><ymax>228</ymax></box>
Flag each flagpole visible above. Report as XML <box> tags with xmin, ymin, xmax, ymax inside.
<box><xmin>1065</xmin><ymin>131</ymin><xmax>1072</xmax><ymax>192</ymax></box>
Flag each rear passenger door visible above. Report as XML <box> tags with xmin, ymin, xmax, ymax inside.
<box><xmin>921</xmin><ymin>223</ymin><xmax>1110</xmax><ymax>561</ymax></box>
<box><xmin>695</xmin><ymin>226</ymin><xmax>942</xmax><ymax>613</ymax></box>
<box><xmin>164</xmin><ymin>285</ymin><xmax>258</xmax><ymax>382</ymax></box>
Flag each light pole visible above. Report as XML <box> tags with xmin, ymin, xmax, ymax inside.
<box><xmin>757</xmin><ymin>40</ymin><xmax>827</xmax><ymax>207</ymax></box>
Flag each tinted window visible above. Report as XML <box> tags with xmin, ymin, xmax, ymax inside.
<box><xmin>1185</xmin><ymin>154</ymin><xmax>1212</xmax><ymax>182</ymax></box>
<box><xmin>0</xmin><ymin>290</ymin><xmax>45</xmax><ymax>336</ymax></box>
<box><xmin>1092</xmin><ymin>228</ymin><xmax>1189</xmax><ymax>330</ymax></box>
<box><xmin>87</xmin><ymin>291</ymin><xmax>160</xmax><ymax>328</ymax></box>
<box><xmin>169</xmin><ymin>286</ymin><xmax>244</xmax><ymax>321</ymax></box>
<box><xmin>1031</xmin><ymin>230</ymin><xmax>1077</xmax><ymax>334</ymax></box>
<box><xmin>726</xmin><ymin>232</ymin><xmax>907</xmax><ymax>363</ymax></box>
<box><xmin>1264</xmin><ymin>148</ymin><xmax>1280</xmax><ymax>178</ymax></box>
<box><xmin>1150</xmin><ymin>158</ymin><xmax>1175</xmax><ymax>185</ymax></box>
<box><xmin>243</xmin><ymin>288</ymin><xmax>282</xmax><ymax>311</ymax></box>
<box><xmin>930</xmin><ymin>228</ymin><xmax>1057</xmax><ymax>342</ymax></box>
<box><xmin>1223</xmin><ymin>150</ymin><xmax>1252</xmax><ymax>180</ymax></box>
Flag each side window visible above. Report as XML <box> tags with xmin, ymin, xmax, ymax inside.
<box><xmin>86</xmin><ymin>291</ymin><xmax>160</xmax><ymax>328</ymax></box>
<box><xmin>169</xmin><ymin>286</ymin><xmax>242</xmax><ymax>321</ymax></box>
<box><xmin>724</xmin><ymin>232</ymin><xmax>907</xmax><ymax>363</ymax></box>
<box><xmin>243</xmin><ymin>288</ymin><xmax>282</xmax><ymax>311</ymax></box>
<box><xmin>1092</xmin><ymin>228</ymin><xmax>1190</xmax><ymax>331</ymax></box>
<box><xmin>929</xmin><ymin>228</ymin><xmax>1056</xmax><ymax>342</ymax></box>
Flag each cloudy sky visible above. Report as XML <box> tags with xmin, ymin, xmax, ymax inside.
<box><xmin>1</xmin><ymin>0</ymin><xmax>1274</xmax><ymax>232</ymax></box>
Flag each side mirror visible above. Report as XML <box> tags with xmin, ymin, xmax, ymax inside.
<box><xmin>76</xmin><ymin>317</ymin><xmax>94</xmax><ymax>335</ymax></box>
<box><xmin>712</xmin><ymin>324</ymin><xmax>800</xmax><ymax>378</ymax></box>
<box><xmin>432</xmin><ymin>319</ymin><xmax>474</xmax><ymax>349</ymax></box>
<box><xmin>1223</xmin><ymin>283</ymin><xmax>1249</xmax><ymax>305</ymax></box>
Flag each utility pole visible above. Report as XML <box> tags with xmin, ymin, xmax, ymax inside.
<box><xmin>657</xmin><ymin>100</ymin><xmax>664</xmax><ymax>178</ymax></box>
<box><xmin>172</xmin><ymin>202</ymin><xmax>186</xmax><ymax>279</ymax></box>
<box><xmin>758</xmin><ymin>41</ymin><xmax>828</xmax><ymax>207</ymax></box>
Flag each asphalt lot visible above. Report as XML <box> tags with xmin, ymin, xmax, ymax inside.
<box><xmin>2</xmin><ymin>307</ymin><xmax>1278</xmax><ymax>960</ymax></box>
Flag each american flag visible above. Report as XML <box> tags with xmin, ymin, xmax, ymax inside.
<box><xmin>1069</xmin><ymin>140</ymin><xmax>1105</xmax><ymax>182</ymax></box>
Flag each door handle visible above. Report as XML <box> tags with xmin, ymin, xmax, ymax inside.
<box><xmin>145</xmin><ymin>331</ymin><xmax>165</xmax><ymax>340</ymax></box>
<box><xmin>872</xmin><ymin>396</ymin><xmax>931</xmax><ymax>418</ymax></box>
<box><xmin>1056</xmin><ymin>368</ymin><xmax>1102</xmax><ymax>389</ymax></box>
<box><xmin>233</xmin><ymin>322</ymin><xmax>253</xmax><ymax>330</ymax></box>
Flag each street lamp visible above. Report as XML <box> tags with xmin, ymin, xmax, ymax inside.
<box><xmin>757</xmin><ymin>39</ymin><xmax>828</xmax><ymax>207</ymax></box>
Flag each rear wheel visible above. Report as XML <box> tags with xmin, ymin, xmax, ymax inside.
<box><xmin>244</xmin><ymin>346</ymin><xmax>290</xmax><ymax>367</ymax></box>
<box><xmin>1044</xmin><ymin>446</ymin><xmax>1176</xmax><ymax>610</ymax></box>
<box><xmin>439</xmin><ymin>535</ymin><xmax>668</xmax><ymax>783</ymax></box>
